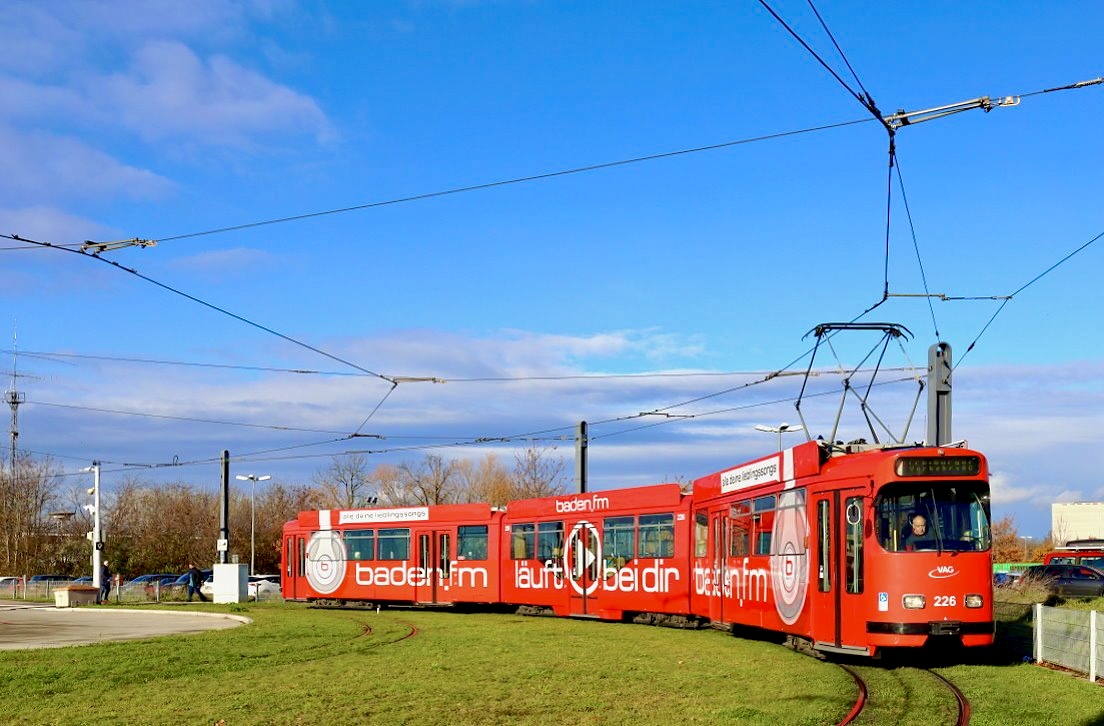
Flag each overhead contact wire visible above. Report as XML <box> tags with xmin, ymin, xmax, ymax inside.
<box><xmin>2</xmin><ymin>234</ymin><xmax>394</xmax><ymax>384</ymax></box>
<box><xmin>150</xmin><ymin>119</ymin><xmax>873</xmax><ymax>243</ymax></box>
<box><xmin>956</xmin><ymin>228</ymin><xmax>1104</xmax><ymax>368</ymax></box>
<box><xmin>893</xmin><ymin>156</ymin><xmax>940</xmax><ymax>340</ymax></box>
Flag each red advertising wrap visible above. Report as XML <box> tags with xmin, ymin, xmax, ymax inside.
<box><xmin>282</xmin><ymin>440</ymin><xmax>994</xmax><ymax>657</ymax></box>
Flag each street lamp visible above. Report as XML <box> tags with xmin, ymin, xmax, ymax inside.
<box><xmin>1021</xmin><ymin>535</ymin><xmax>1033</xmax><ymax>562</ymax></box>
<box><xmin>754</xmin><ymin>423</ymin><xmax>804</xmax><ymax>451</ymax></box>
<box><xmin>80</xmin><ymin>462</ymin><xmax>102</xmax><ymax>593</ymax></box>
<box><xmin>235</xmin><ymin>474</ymin><xmax>271</xmax><ymax>575</ymax></box>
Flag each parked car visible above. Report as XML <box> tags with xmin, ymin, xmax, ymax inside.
<box><xmin>71</xmin><ymin>576</ymin><xmax>94</xmax><ymax>584</ymax></box>
<box><xmin>248</xmin><ymin>575</ymin><xmax>281</xmax><ymax>600</ymax></box>
<box><xmin>120</xmin><ymin>573</ymin><xmax>178</xmax><ymax>597</ymax></box>
<box><xmin>196</xmin><ymin>574</ymin><xmax>280</xmax><ymax>600</ymax></box>
<box><xmin>0</xmin><ymin>575</ymin><xmax>21</xmax><ymax>591</ymax></box>
<box><xmin>169</xmin><ymin>570</ymin><xmax>211</xmax><ymax>597</ymax></box>
<box><xmin>1020</xmin><ymin>564</ymin><xmax>1104</xmax><ymax>598</ymax></box>
<box><xmin>28</xmin><ymin>574</ymin><xmax>73</xmax><ymax>583</ymax></box>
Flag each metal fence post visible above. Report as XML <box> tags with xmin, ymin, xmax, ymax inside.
<box><xmin>1091</xmin><ymin>609</ymin><xmax>1098</xmax><ymax>683</ymax></box>
<box><xmin>1034</xmin><ymin>602</ymin><xmax>1043</xmax><ymax>664</ymax></box>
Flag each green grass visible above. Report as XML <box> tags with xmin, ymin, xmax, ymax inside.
<box><xmin>0</xmin><ymin>603</ymin><xmax>1100</xmax><ymax>725</ymax></box>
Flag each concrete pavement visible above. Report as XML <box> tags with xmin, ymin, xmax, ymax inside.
<box><xmin>0</xmin><ymin>600</ymin><xmax>249</xmax><ymax>650</ymax></box>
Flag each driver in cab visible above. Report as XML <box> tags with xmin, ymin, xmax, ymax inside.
<box><xmin>903</xmin><ymin>514</ymin><xmax>930</xmax><ymax>551</ymax></box>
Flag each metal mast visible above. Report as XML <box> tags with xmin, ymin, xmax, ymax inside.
<box><xmin>6</xmin><ymin>328</ymin><xmax>24</xmax><ymax>475</ymax></box>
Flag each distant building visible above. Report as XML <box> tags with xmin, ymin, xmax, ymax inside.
<box><xmin>1051</xmin><ymin>502</ymin><xmax>1104</xmax><ymax>545</ymax></box>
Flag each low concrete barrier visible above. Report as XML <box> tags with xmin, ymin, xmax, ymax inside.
<box><xmin>54</xmin><ymin>585</ymin><xmax>100</xmax><ymax>607</ymax></box>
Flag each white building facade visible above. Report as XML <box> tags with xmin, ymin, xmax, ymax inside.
<box><xmin>1051</xmin><ymin>502</ymin><xmax>1104</xmax><ymax>545</ymax></box>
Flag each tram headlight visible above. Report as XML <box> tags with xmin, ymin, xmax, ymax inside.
<box><xmin>902</xmin><ymin>594</ymin><xmax>926</xmax><ymax>609</ymax></box>
<box><xmin>965</xmin><ymin>593</ymin><xmax>984</xmax><ymax>608</ymax></box>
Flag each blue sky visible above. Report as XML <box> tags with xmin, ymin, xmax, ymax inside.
<box><xmin>2</xmin><ymin>1</ymin><xmax>1102</xmax><ymax>540</ymax></box>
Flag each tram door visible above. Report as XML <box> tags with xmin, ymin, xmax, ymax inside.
<box><xmin>566</xmin><ymin>522</ymin><xmax>601</xmax><ymax>616</ymax></box>
<box><xmin>415</xmin><ymin>530</ymin><xmax>452</xmax><ymax>604</ymax></box>
<box><xmin>809</xmin><ymin>484</ymin><xmax>868</xmax><ymax>651</ymax></box>
<box><xmin>285</xmin><ymin>534</ymin><xmax>306</xmax><ymax>600</ymax></box>
<box><xmin>708</xmin><ymin>509</ymin><xmax>728</xmax><ymax>624</ymax></box>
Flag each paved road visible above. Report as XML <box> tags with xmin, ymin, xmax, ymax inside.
<box><xmin>0</xmin><ymin>601</ymin><xmax>248</xmax><ymax>650</ymax></box>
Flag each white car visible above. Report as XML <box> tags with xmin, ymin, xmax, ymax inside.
<box><xmin>197</xmin><ymin>575</ymin><xmax>281</xmax><ymax>600</ymax></box>
<box><xmin>248</xmin><ymin>575</ymin><xmax>281</xmax><ymax>600</ymax></box>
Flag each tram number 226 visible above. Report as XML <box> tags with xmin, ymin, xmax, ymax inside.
<box><xmin>933</xmin><ymin>595</ymin><xmax>957</xmax><ymax>607</ymax></box>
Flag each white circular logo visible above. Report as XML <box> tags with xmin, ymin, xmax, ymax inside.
<box><xmin>563</xmin><ymin>521</ymin><xmax>602</xmax><ymax>596</ymax></box>
<box><xmin>770</xmin><ymin>490</ymin><xmax>809</xmax><ymax>625</ymax></box>
<box><xmin>306</xmin><ymin>530</ymin><xmax>347</xmax><ymax>595</ymax></box>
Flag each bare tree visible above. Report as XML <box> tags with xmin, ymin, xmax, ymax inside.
<box><xmin>512</xmin><ymin>446</ymin><xmax>568</xmax><ymax>499</ymax></box>
<box><xmin>106</xmin><ymin>479</ymin><xmax>221</xmax><ymax>577</ymax></box>
<box><xmin>372</xmin><ymin>463</ymin><xmax>412</xmax><ymax>506</ymax></box>
<box><xmin>376</xmin><ymin>449</ymin><xmax>566</xmax><ymax>508</ymax></box>
<box><xmin>0</xmin><ymin>453</ymin><xmax>64</xmax><ymax>574</ymax></box>
<box><xmin>254</xmin><ymin>483</ymin><xmax>328</xmax><ymax>573</ymax></box>
<box><xmin>313</xmin><ymin>454</ymin><xmax>375</xmax><ymax>509</ymax></box>
<box><xmin>455</xmin><ymin>454</ymin><xmax>514</xmax><ymax>506</ymax></box>
<box><xmin>399</xmin><ymin>454</ymin><xmax>459</xmax><ymax>505</ymax></box>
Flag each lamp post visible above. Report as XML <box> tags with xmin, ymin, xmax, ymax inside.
<box><xmin>1021</xmin><ymin>535</ymin><xmax>1033</xmax><ymax>562</ymax></box>
<box><xmin>80</xmin><ymin>462</ymin><xmax>102</xmax><ymax>592</ymax></box>
<box><xmin>754</xmin><ymin>423</ymin><xmax>804</xmax><ymax>451</ymax></box>
<box><xmin>235</xmin><ymin>474</ymin><xmax>271</xmax><ymax>575</ymax></box>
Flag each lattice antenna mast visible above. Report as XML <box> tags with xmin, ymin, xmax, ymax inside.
<box><xmin>6</xmin><ymin>325</ymin><xmax>25</xmax><ymax>476</ymax></box>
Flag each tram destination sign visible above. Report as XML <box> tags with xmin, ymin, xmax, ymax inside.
<box><xmin>895</xmin><ymin>456</ymin><xmax>980</xmax><ymax>478</ymax></box>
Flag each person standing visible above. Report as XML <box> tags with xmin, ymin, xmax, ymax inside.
<box><xmin>186</xmin><ymin>563</ymin><xmax>208</xmax><ymax>602</ymax></box>
<box><xmin>100</xmin><ymin>560</ymin><xmax>112</xmax><ymax>603</ymax></box>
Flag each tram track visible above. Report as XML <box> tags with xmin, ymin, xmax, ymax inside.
<box><xmin>836</xmin><ymin>664</ymin><xmax>969</xmax><ymax>726</ymax></box>
<box><xmin>310</xmin><ymin>606</ymin><xmax>421</xmax><ymax>649</ymax></box>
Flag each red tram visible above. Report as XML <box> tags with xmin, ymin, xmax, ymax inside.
<box><xmin>689</xmin><ymin>440</ymin><xmax>993</xmax><ymax>656</ymax></box>
<box><xmin>500</xmin><ymin>484</ymin><xmax>696</xmax><ymax>624</ymax></box>
<box><xmin>282</xmin><ymin>503</ymin><xmax>503</xmax><ymax>606</ymax></box>
<box><xmin>281</xmin><ymin>440</ymin><xmax>993</xmax><ymax>657</ymax></box>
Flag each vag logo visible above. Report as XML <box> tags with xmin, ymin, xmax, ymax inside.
<box><xmin>928</xmin><ymin>565</ymin><xmax>958</xmax><ymax>579</ymax></box>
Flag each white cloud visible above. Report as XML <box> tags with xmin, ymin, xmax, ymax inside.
<box><xmin>166</xmin><ymin>248</ymin><xmax>274</xmax><ymax>276</ymax></box>
<box><xmin>92</xmin><ymin>41</ymin><xmax>333</xmax><ymax>147</ymax></box>
<box><xmin>17</xmin><ymin>328</ymin><xmax>1104</xmax><ymax>543</ymax></box>
<box><xmin>0</xmin><ymin>127</ymin><xmax>172</xmax><ymax>204</ymax></box>
<box><xmin>1</xmin><ymin>3</ymin><xmax>332</xmax><ymax>149</ymax></box>
<box><xmin>0</xmin><ymin>206</ymin><xmax>113</xmax><ymax>245</ymax></box>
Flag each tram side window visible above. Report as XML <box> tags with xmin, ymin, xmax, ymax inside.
<box><xmin>753</xmin><ymin>495</ymin><xmax>776</xmax><ymax>556</ymax></box>
<box><xmin>638</xmin><ymin>513</ymin><xmax>674</xmax><ymax>558</ymax></box>
<box><xmin>845</xmin><ymin>497</ymin><xmax>863</xmax><ymax>594</ymax></box>
<box><xmin>537</xmin><ymin>521</ymin><xmax>564</xmax><ymax>561</ymax></box>
<box><xmin>378</xmin><ymin>528</ymin><xmax>410</xmax><ymax>561</ymax></box>
<box><xmin>345</xmin><ymin>529</ymin><xmax>375</xmax><ymax>561</ymax></box>
<box><xmin>457</xmin><ymin>525</ymin><xmax>488</xmax><ymax>560</ymax></box>
<box><xmin>817</xmin><ymin>501</ymin><xmax>830</xmax><ymax>592</ymax></box>
<box><xmin>694</xmin><ymin>511</ymin><xmax>708</xmax><ymax>558</ymax></box>
<box><xmin>605</xmin><ymin>516</ymin><xmax>635</xmax><ymax>566</ymax></box>
<box><xmin>511</xmin><ymin>523</ymin><xmax>535</xmax><ymax>559</ymax></box>
<box><xmin>730</xmin><ymin>502</ymin><xmax>751</xmax><ymax>556</ymax></box>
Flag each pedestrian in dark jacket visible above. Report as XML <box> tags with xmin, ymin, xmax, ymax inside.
<box><xmin>186</xmin><ymin>563</ymin><xmax>208</xmax><ymax>602</ymax></box>
<box><xmin>100</xmin><ymin>561</ymin><xmax>111</xmax><ymax>603</ymax></box>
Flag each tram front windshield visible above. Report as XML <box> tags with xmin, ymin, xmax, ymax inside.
<box><xmin>876</xmin><ymin>481</ymin><xmax>991</xmax><ymax>553</ymax></box>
